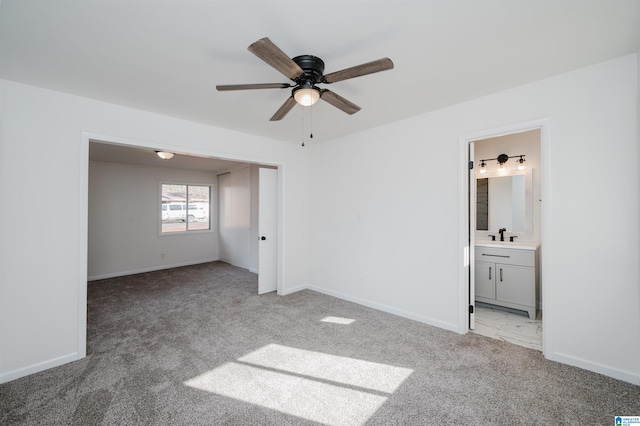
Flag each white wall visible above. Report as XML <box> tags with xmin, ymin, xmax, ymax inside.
<box><xmin>0</xmin><ymin>79</ymin><xmax>310</xmax><ymax>383</ymax></box>
<box><xmin>308</xmin><ymin>55</ymin><xmax>639</xmax><ymax>384</ymax></box>
<box><xmin>88</xmin><ymin>160</ymin><xmax>218</xmax><ymax>280</ymax></box>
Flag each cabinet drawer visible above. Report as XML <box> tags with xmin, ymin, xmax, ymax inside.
<box><xmin>475</xmin><ymin>246</ymin><xmax>535</xmax><ymax>267</ymax></box>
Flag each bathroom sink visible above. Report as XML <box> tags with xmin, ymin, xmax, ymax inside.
<box><xmin>475</xmin><ymin>240</ymin><xmax>539</xmax><ymax>250</ymax></box>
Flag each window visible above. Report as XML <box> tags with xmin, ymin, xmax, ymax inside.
<box><xmin>161</xmin><ymin>183</ymin><xmax>211</xmax><ymax>233</ymax></box>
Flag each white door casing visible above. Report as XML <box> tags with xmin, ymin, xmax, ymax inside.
<box><xmin>469</xmin><ymin>142</ymin><xmax>476</xmax><ymax>329</ymax></box>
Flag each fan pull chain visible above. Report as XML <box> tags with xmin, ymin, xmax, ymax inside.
<box><xmin>301</xmin><ymin>108</ymin><xmax>305</xmax><ymax>147</ymax></box>
<box><xmin>309</xmin><ymin>104</ymin><xmax>313</xmax><ymax>139</ymax></box>
<box><xmin>301</xmin><ymin>104</ymin><xmax>314</xmax><ymax>147</ymax></box>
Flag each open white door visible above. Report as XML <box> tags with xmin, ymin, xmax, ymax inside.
<box><xmin>469</xmin><ymin>142</ymin><xmax>476</xmax><ymax>330</ymax></box>
<box><xmin>258</xmin><ymin>168</ymin><xmax>278</xmax><ymax>294</ymax></box>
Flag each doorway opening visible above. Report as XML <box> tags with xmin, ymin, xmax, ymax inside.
<box><xmin>471</xmin><ymin>129</ymin><xmax>542</xmax><ymax>350</ymax></box>
<box><xmin>459</xmin><ymin>118</ymin><xmax>552</xmax><ymax>358</ymax></box>
<box><xmin>80</xmin><ymin>133</ymin><xmax>283</xmax><ymax>359</ymax></box>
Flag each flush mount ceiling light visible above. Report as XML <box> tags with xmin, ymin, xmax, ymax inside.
<box><xmin>478</xmin><ymin>153</ymin><xmax>526</xmax><ymax>173</ymax></box>
<box><xmin>156</xmin><ymin>151</ymin><xmax>175</xmax><ymax>160</ymax></box>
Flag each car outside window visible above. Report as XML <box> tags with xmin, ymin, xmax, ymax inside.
<box><xmin>161</xmin><ymin>184</ymin><xmax>211</xmax><ymax>233</ymax></box>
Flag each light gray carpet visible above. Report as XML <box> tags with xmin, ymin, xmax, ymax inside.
<box><xmin>1</xmin><ymin>261</ymin><xmax>638</xmax><ymax>425</ymax></box>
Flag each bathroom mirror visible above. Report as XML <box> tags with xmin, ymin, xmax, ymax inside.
<box><xmin>476</xmin><ymin>169</ymin><xmax>532</xmax><ymax>237</ymax></box>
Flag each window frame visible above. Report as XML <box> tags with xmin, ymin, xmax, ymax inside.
<box><xmin>159</xmin><ymin>182</ymin><xmax>213</xmax><ymax>236</ymax></box>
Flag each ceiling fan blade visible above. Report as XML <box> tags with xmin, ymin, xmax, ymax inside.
<box><xmin>322</xmin><ymin>58</ymin><xmax>394</xmax><ymax>84</ymax></box>
<box><xmin>270</xmin><ymin>96</ymin><xmax>297</xmax><ymax>121</ymax></box>
<box><xmin>320</xmin><ymin>90</ymin><xmax>361</xmax><ymax>115</ymax></box>
<box><xmin>248</xmin><ymin>37</ymin><xmax>304</xmax><ymax>80</ymax></box>
<box><xmin>216</xmin><ymin>83</ymin><xmax>291</xmax><ymax>91</ymax></box>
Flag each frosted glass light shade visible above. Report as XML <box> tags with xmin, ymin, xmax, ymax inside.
<box><xmin>294</xmin><ymin>88</ymin><xmax>320</xmax><ymax>106</ymax></box>
<box><xmin>156</xmin><ymin>151</ymin><xmax>175</xmax><ymax>160</ymax></box>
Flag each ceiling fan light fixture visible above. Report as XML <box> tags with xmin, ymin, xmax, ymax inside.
<box><xmin>156</xmin><ymin>151</ymin><xmax>175</xmax><ymax>160</ymax></box>
<box><xmin>217</xmin><ymin>38</ymin><xmax>394</xmax><ymax>120</ymax></box>
<box><xmin>293</xmin><ymin>86</ymin><xmax>320</xmax><ymax>106</ymax></box>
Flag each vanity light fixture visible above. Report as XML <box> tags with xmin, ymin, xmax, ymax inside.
<box><xmin>156</xmin><ymin>151</ymin><xmax>175</xmax><ymax>160</ymax></box>
<box><xmin>478</xmin><ymin>153</ymin><xmax>526</xmax><ymax>173</ymax></box>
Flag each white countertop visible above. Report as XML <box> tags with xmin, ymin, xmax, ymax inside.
<box><xmin>475</xmin><ymin>240</ymin><xmax>540</xmax><ymax>250</ymax></box>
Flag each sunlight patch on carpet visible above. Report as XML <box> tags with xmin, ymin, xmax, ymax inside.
<box><xmin>184</xmin><ymin>344</ymin><xmax>413</xmax><ymax>425</ymax></box>
<box><xmin>320</xmin><ymin>316</ymin><xmax>355</xmax><ymax>325</ymax></box>
<box><xmin>239</xmin><ymin>344</ymin><xmax>412</xmax><ymax>393</ymax></box>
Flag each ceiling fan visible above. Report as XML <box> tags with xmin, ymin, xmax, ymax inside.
<box><xmin>216</xmin><ymin>37</ymin><xmax>394</xmax><ymax>121</ymax></box>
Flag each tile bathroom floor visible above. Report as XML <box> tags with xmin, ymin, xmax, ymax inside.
<box><xmin>472</xmin><ymin>302</ymin><xmax>542</xmax><ymax>351</ymax></box>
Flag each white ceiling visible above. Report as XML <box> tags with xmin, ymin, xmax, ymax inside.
<box><xmin>89</xmin><ymin>141</ymin><xmax>246</xmax><ymax>173</ymax></box>
<box><xmin>1</xmin><ymin>0</ymin><xmax>639</xmax><ymax>145</ymax></box>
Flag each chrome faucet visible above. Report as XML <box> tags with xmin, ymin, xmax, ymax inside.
<box><xmin>499</xmin><ymin>228</ymin><xmax>507</xmax><ymax>241</ymax></box>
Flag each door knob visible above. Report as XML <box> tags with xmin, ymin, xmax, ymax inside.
<box><xmin>261</xmin><ymin>236</ymin><xmax>266</xmax><ymax>240</ymax></box>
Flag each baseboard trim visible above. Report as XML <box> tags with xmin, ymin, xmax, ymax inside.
<box><xmin>0</xmin><ymin>352</ymin><xmax>81</xmax><ymax>384</ymax></box>
<box><xmin>307</xmin><ymin>285</ymin><xmax>460</xmax><ymax>333</ymax></box>
<box><xmin>280</xmin><ymin>284</ymin><xmax>309</xmax><ymax>296</ymax></box>
<box><xmin>88</xmin><ymin>258</ymin><xmax>218</xmax><ymax>281</ymax></box>
<box><xmin>553</xmin><ymin>352</ymin><xmax>640</xmax><ymax>386</ymax></box>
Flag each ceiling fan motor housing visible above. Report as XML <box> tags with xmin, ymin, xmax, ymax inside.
<box><xmin>292</xmin><ymin>55</ymin><xmax>325</xmax><ymax>86</ymax></box>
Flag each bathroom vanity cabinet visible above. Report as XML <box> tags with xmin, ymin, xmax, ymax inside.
<box><xmin>475</xmin><ymin>244</ymin><xmax>539</xmax><ymax>319</ymax></box>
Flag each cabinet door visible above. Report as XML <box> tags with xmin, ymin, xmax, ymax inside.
<box><xmin>496</xmin><ymin>264</ymin><xmax>534</xmax><ymax>307</ymax></box>
<box><xmin>475</xmin><ymin>262</ymin><xmax>495</xmax><ymax>300</ymax></box>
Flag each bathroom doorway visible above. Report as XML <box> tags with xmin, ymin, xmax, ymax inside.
<box><xmin>462</xmin><ymin>119</ymin><xmax>550</xmax><ymax>355</ymax></box>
